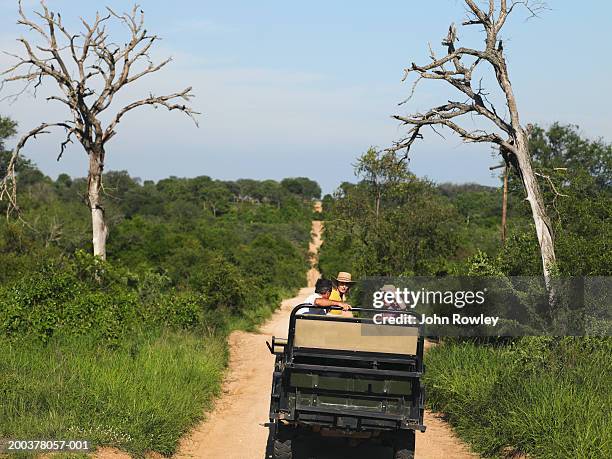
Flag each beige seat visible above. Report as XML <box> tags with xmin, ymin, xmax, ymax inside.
<box><xmin>294</xmin><ymin>318</ymin><xmax>419</xmax><ymax>355</ymax></box>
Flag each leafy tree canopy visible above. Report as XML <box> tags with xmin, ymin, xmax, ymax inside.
<box><xmin>280</xmin><ymin>177</ymin><xmax>322</xmax><ymax>200</ymax></box>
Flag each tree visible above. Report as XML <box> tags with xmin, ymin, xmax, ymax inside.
<box><xmin>389</xmin><ymin>0</ymin><xmax>557</xmax><ymax>286</ymax></box>
<box><xmin>0</xmin><ymin>116</ymin><xmax>18</xmax><ymax>180</ymax></box>
<box><xmin>321</xmin><ymin>153</ymin><xmax>460</xmax><ymax>277</ymax></box>
<box><xmin>0</xmin><ymin>116</ymin><xmax>17</xmax><ymax>150</ymax></box>
<box><xmin>280</xmin><ymin>177</ymin><xmax>322</xmax><ymax>200</ymax></box>
<box><xmin>528</xmin><ymin>123</ymin><xmax>611</xmax><ymax>191</ymax></box>
<box><xmin>501</xmin><ymin>124</ymin><xmax>612</xmax><ymax>276</ymax></box>
<box><xmin>355</xmin><ymin>148</ymin><xmax>410</xmax><ymax>220</ymax></box>
<box><xmin>0</xmin><ymin>2</ymin><xmax>198</xmax><ymax>259</ymax></box>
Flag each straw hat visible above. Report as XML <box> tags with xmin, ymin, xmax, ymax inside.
<box><xmin>333</xmin><ymin>272</ymin><xmax>356</xmax><ymax>284</ymax></box>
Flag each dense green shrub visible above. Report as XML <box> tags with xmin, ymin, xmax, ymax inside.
<box><xmin>319</xmin><ymin>150</ymin><xmax>462</xmax><ymax>278</ymax></box>
<box><xmin>0</xmin><ymin>255</ymin><xmax>237</xmax><ymax>346</ymax></box>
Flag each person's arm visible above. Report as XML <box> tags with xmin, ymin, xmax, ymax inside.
<box><xmin>313</xmin><ymin>297</ymin><xmax>351</xmax><ymax>310</ymax></box>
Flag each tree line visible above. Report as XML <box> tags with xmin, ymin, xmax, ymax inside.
<box><xmin>0</xmin><ymin>118</ymin><xmax>319</xmax><ymax>342</ymax></box>
<box><xmin>319</xmin><ymin>122</ymin><xmax>611</xmax><ymax>279</ymax></box>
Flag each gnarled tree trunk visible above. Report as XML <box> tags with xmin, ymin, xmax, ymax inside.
<box><xmin>88</xmin><ymin>146</ymin><xmax>107</xmax><ymax>259</ymax></box>
<box><xmin>494</xmin><ymin>54</ymin><xmax>556</xmax><ymax>285</ymax></box>
<box><xmin>513</xmin><ymin>130</ymin><xmax>556</xmax><ymax>283</ymax></box>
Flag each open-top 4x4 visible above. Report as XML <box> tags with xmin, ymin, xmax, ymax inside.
<box><xmin>266</xmin><ymin>305</ymin><xmax>426</xmax><ymax>458</ymax></box>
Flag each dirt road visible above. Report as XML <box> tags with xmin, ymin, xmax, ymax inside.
<box><xmin>175</xmin><ymin>218</ymin><xmax>477</xmax><ymax>459</ymax></box>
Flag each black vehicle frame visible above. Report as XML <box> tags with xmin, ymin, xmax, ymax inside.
<box><xmin>266</xmin><ymin>305</ymin><xmax>426</xmax><ymax>459</ymax></box>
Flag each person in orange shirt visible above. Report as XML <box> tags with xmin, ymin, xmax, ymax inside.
<box><xmin>297</xmin><ymin>279</ymin><xmax>352</xmax><ymax>315</ymax></box>
<box><xmin>329</xmin><ymin>272</ymin><xmax>356</xmax><ymax>317</ymax></box>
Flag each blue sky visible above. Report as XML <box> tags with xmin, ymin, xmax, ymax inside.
<box><xmin>1</xmin><ymin>0</ymin><xmax>610</xmax><ymax>193</ymax></box>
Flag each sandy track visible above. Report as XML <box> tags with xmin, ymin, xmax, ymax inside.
<box><xmin>175</xmin><ymin>289</ymin><xmax>312</xmax><ymax>459</ymax></box>
<box><xmin>174</xmin><ymin>217</ymin><xmax>477</xmax><ymax>459</ymax></box>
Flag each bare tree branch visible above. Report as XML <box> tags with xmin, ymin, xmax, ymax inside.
<box><xmin>534</xmin><ymin>171</ymin><xmax>568</xmax><ymax>198</ymax></box>
<box><xmin>0</xmin><ymin>121</ymin><xmax>73</xmax><ymax>216</ymax></box>
<box><xmin>390</xmin><ymin>0</ymin><xmax>546</xmax><ymax>160</ymax></box>
<box><xmin>104</xmin><ymin>86</ymin><xmax>199</xmax><ymax>142</ymax></box>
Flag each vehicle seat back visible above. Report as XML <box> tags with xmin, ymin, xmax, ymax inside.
<box><xmin>293</xmin><ymin>318</ymin><xmax>419</xmax><ymax>355</ymax></box>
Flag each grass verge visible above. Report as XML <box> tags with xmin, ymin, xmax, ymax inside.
<box><xmin>424</xmin><ymin>338</ymin><xmax>611</xmax><ymax>458</ymax></box>
<box><xmin>0</xmin><ymin>330</ymin><xmax>227</xmax><ymax>458</ymax></box>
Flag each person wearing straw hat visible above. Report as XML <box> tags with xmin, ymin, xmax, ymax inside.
<box><xmin>297</xmin><ymin>279</ymin><xmax>352</xmax><ymax>315</ymax></box>
<box><xmin>329</xmin><ymin>272</ymin><xmax>356</xmax><ymax>317</ymax></box>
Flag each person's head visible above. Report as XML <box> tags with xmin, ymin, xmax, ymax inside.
<box><xmin>314</xmin><ymin>278</ymin><xmax>333</xmax><ymax>298</ymax></box>
<box><xmin>334</xmin><ymin>271</ymin><xmax>356</xmax><ymax>295</ymax></box>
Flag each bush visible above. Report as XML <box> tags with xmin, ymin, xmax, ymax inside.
<box><xmin>63</xmin><ymin>291</ymin><xmax>140</xmax><ymax>346</ymax></box>
<box><xmin>188</xmin><ymin>255</ymin><xmax>250</xmax><ymax>315</ymax></box>
<box><xmin>0</xmin><ymin>254</ymin><xmax>233</xmax><ymax>345</ymax></box>
<box><xmin>148</xmin><ymin>292</ymin><xmax>229</xmax><ymax>336</ymax></box>
<box><xmin>0</xmin><ymin>265</ymin><xmax>82</xmax><ymax>340</ymax></box>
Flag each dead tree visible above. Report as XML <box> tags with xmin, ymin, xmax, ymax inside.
<box><xmin>390</xmin><ymin>0</ymin><xmax>556</xmax><ymax>286</ymax></box>
<box><xmin>0</xmin><ymin>1</ymin><xmax>198</xmax><ymax>259</ymax></box>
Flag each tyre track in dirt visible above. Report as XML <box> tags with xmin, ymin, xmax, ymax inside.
<box><xmin>174</xmin><ymin>214</ymin><xmax>478</xmax><ymax>459</ymax></box>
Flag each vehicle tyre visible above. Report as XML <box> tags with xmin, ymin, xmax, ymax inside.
<box><xmin>393</xmin><ymin>431</ymin><xmax>415</xmax><ymax>459</ymax></box>
<box><xmin>272</xmin><ymin>438</ymin><xmax>292</xmax><ymax>459</ymax></box>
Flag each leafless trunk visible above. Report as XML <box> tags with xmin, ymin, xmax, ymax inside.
<box><xmin>389</xmin><ymin>0</ymin><xmax>556</xmax><ymax>287</ymax></box>
<box><xmin>0</xmin><ymin>1</ymin><xmax>199</xmax><ymax>259</ymax></box>
<box><xmin>88</xmin><ymin>146</ymin><xmax>107</xmax><ymax>258</ymax></box>
<box><xmin>495</xmin><ymin>52</ymin><xmax>555</xmax><ymax>280</ymax></box>
<box><xmin>501</xmin><ymin>165</ymin><xmax>508</xmax><ymax>243</ymax></box>
<box><xmin>514</xmin><ymin>131</ymin><xmax>555</xmax><ymax>279</ymax></box>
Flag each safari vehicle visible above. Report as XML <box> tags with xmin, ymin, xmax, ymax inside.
<box><xmin>266</xmin><ymin>305</ymin><xmax>426</xmax><ymax>459</ymax></box>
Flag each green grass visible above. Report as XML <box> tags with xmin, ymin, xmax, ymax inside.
<box><xmin>424</xmin><ymin>338</ymin><xmax>611</xmax><ymax>458</ymax></box>
<box><xmin>0</xmin><ymin>280</ymin><xmax>295</xmax><ymax>459</ymax></box>
<box><xmin>0</xmin><ymin>330</ymin><xmax>228</xmax><ymax>457</ymax></box>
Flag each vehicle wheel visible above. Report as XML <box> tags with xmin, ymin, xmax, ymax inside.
<box><xmin>393</xmin><ymin>431</ymin><xmax>415</xmax><ymax>459</ymax></box>
<box><xmin>273</xmin><ymin>438</ymin><xmax>293</xmax><ymax>459</ymax></box>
